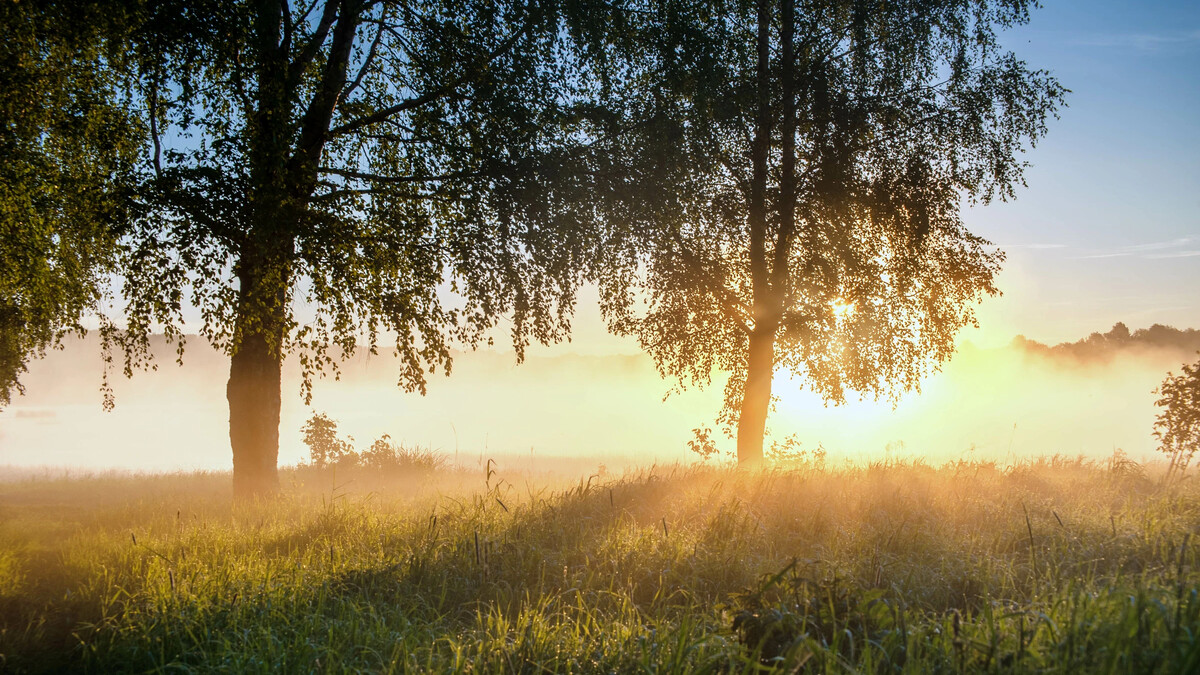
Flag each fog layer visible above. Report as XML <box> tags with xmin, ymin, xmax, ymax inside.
<box><xmin>1</xmin><ymin>325</ymin><xmax>1194</xmax><ymax>470</ymax></box>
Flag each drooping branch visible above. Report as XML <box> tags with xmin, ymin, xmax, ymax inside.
<box><xmin>666</xmin><ymin>229</ymin><xmax>752</xmax><ymax>334</ymax></box>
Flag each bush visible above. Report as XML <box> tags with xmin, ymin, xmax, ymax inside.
<box><xmin>766</xmin><ymin>434</ymin><xmax>827</xmax><ymax>471</ymax></box>
<box><xmin>360</xmin><ymin>434</ymin><xmax>445</xmax><ymax>474</ymax></box>
<box><xmin>301</xmin><ymin>415</ymin><xmax>446</xmax><ymax>474</ymax></box>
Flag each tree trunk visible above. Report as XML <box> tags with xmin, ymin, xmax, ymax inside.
<box><xmin>226</xmin><ymin>265</ymin><xmax>286</xmax><ymax>501</ymax></box>
<box><xmin>737</xmin><ymin>324</ymin><xmax>776</xmax><ymax>467</ymax></box>
<box><xmin>737</xmin><ymin>0</ymin><xmax>775</xmax><ymax>469</ymax></box>
<box><xmin>225</xmin><ymin>0</ymin><xmax>348</xmax><ymax>500</ymax></box>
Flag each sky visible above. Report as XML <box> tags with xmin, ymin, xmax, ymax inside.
<box><xmin>1</xmin><ymin>1</ymin><xmax>1199</xmax><ymax>472</ymax></box>
<box><xmin>957</xmin><ymin>0</ymin><xmax>1200</xmax><ymax>346</ymax></box>
<box><xmin>520</xmin><ymin>0</ymin><xmax>1200</xmax><ymax>353</ymax></box>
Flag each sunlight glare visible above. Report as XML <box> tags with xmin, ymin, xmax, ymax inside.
<box><xmin>831</xmin><ymin>298</ymin><xmax>856</xmax><ymax>320</ymax></box>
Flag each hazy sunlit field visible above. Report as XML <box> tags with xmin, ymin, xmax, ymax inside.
<box><xmin>2</xmin><ymin>455</ymin><xmax>1198</xmax><ymax>673</ymax></box>
<box><xmin>5</xmin><ymin>0</ymin><xmax>1199</xmax><ymax>672</ymax></box>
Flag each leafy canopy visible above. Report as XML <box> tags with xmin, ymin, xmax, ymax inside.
<box><xmin>114</xmin><ymin>0</ymin><xmax>598</xmax><ymax>398</ymax></box>
<box><xmin>0</xmin><ymin>1</ymin><xmax>142</xmax><ymax>406</ymax></box>
<box><xmin>582</xmin><ymin>0</ymin><xmax>1065</xmax><ymax>427</ymax></box>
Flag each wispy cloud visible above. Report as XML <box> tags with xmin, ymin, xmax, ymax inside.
<box><xmin>1071</xmin><ymin>236</ymin><xmax>1199</xmax><ymax>260</ymax></box>
<box><xmin>1073</xmin><ymin>29</ymin><xmax>1200</xmax><ymax>51</ymax></box>
<box><xmin>1126</xmin><ymin>237</ymin><xmax>1195</xmax><ymax>252</ymax></box>
<box><xmin>1126</xmin><ymin>304</ymin><xmax>1196</xmax><ymax>317</ymax></box>
<box><xmin>1145</xmin><ymin>250</ymin><xmax>1200</xmax><ymax>259</ymax></box>
<box><xmin>1000</xmin><ymin>243</ymin><xmax>1067</xmax><ymax>250</ymax></box>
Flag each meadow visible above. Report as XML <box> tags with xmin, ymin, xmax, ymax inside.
<box><xmin>1</xmin><ymin>454</ymin><xmax>1198</xmax><ymax>673</ymax></box>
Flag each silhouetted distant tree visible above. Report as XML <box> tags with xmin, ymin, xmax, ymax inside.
<box><xmin>1155</xmin><ymin>356</ymin><xmax>1200</xmax><ymax>476</ymax></box>
<box><xmin>0</xmin><ymin>2</ymin><xmax>141</xmax><ymax>406</ymax></box>
<box><xmin>586</xmin><ymin>0</ymin><xmax>1066</xmax><ymax>464</ymax></box>
<box><xmin>111</xmin><ymin>0</ymin><xmax>596</xmax><ymax>499</ymax></box>
<box><xmin>1109</xmin><ymin>322</ymin><xmax>1131</xmax><ymax>342</ymax></box>
<box><xmin>1017</xmin><ymin>323</ymin><xmax>1200</xmax><ymax>362</ymax></box>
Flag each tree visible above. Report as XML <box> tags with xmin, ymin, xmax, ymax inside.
<box><xmin>1154</xmin><ymin>356</ymin><xmax>1200</xmax><ymax>476</ymax></box>
<box><xmin>0</xmin><ymin>1</ymin><xmax>141</xmax><ymax>407</ymax></box>
<box><xmin>114</xmin><ymin>0</ymin><xmax>595</xmax><ymax>498</ymax></box>
<box><xmin>586</xmin><ymin>0</ymin><xmax>1065</xmax><ymax>464</ymax></box>
<box><xmin>301</xmin><ymin>411</ymin><xmax>354</xmax><ymax>468</ymax></box>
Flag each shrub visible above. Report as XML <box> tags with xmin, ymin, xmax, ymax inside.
<box><xmin>766</xmin><ymin>434</ymin><xmax>827</xmax><ymax>471</ymax></box>
<box><xmin>687</xmin><ymin>426</ymin><xmax>723</xmax><ymax>463</ymax></box>
<box><xmin>360</xmin><ymin>434</ymin><xmax>445</xmax><ymax>474</ymax></box>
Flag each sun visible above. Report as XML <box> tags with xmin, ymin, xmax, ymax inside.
<box><xmin>831</xmin><ymin>299</ymin><xmax>856</xmax><ymax>320</ymax></box>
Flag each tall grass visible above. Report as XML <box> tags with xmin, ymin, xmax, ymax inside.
<box><xmin>1</xmin><ymin>456</ymin><xmax>1198</xmax><ymax>673</ymax></box>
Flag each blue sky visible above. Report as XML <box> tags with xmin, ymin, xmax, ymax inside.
<box><xmin>960</xmin><ymin>0</ymin><xmax>1200</xmax><ymax>345</ymax></box>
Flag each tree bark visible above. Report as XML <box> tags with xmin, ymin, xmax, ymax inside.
<box><xmin>227</xmin><ymin>264</ymin><xmax>286</xmax><ymax>500</ymax></box>
<box><xmin>737</xmin><ymin>0</ymin><xmax>775</xmax><ymax>468</ymax></box>
<box><xmin>737</xmin><ymin>323</ymin><xmax>776</xmax><ymax>467</ymax></box>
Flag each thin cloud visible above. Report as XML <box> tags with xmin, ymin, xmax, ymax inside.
<box><xmin>1126</xmin><ymin>304</ymin><xmax>1195</xmax><ymax>317</ymax></box>
<box><xmin>1127</xmin><ymin>237</ymin><xmax>1195</xmax><ymax>252</ymax></box>
<box><xmin>1145</xmin><ymin>250</ymin><xmax>1200</xmax><ymax>259</ymax></box>
<box><xmin>1073</xmin><ymin>237</ymin><xmax>1198</xmax><ymax>260</ymax></box>
<box><xmin>999</xmin><ymin>243</ymin><xmax>1067</xmax><ymax>250</ymax></box>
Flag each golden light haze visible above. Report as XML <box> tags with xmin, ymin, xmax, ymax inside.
<box><xmin>0</xmin><ymin>307</ymin><xmax>1190</xmax><ymax>473</ymax></box>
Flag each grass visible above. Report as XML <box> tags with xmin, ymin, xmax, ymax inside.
<box><xmin>1</xmin><ymin>455</ymin><xmax>1199</xmax><ymax>673</ymax></box>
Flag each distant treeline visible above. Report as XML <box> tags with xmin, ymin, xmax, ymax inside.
<box><xmin>1014</xmin><ymin>323</ymin><xmax>1200</xmax><ymax>362</ymax></box>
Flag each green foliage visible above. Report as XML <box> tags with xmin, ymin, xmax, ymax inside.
<box><xmin>2</xmin><ymin>456</ymin><xmax>1199</xmax><ymax>673</ymax></box>
<box><xmin>114</xmin><ymin>0</ymin><xmax>597</xmax><ymax>396</ymax></box>
<box><xmin>1154</xmin><ymin>356</ymin><xmax>1200</xmax><ymax>474</ymax></box>
<box><xmin>584</xmin><ymin>0</ymin><xmax>1067</xmax><ymax>433</ymax></box>
<box><xmin>301</xmin><ymin>412</ymin><xmax>355</xmax><ymax>468</ymax></box>
<box><xmin>0</xmin><ymin>1</ymin><xmax>142</xmax><ymax>407</ymax></box>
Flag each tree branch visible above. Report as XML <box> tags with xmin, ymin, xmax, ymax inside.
<box><xmin>320</xmin><ymin>166</ymin><xmax>483</xmax><ymax>184</ymax></box>
<box><xmin>327</xmin><ymin>14</ymin><xmax>534</xmax><ymax>137</ymax></box>
<box><xmin>772</xmin><ymin>0</ymin><xmax>798</xmax><ymax>302</ymax></box>
<box><xmin>286</xmin><ymin>0</ymin><xmax>340</xmax><ymax>92</ymax></box>
<box><xmin>666</xmin><ymin>229</ymin><xmax>751</xmax><ymax>334</ymax></box>
<box><xmin>311</xmin><ymin>187</ymin><xmax>443</xmax><ymax>201</ymax></box>
<box><xmin>291</xmin><ymin>0</ymin><xmax>361</xmax><ymax>180</ymax></box>
<box><xmin>282</xmin><ymin>0</ymin><xmax>294</xmax><ymax>55</ymax></box>
<box><xmin>341</xmin><ymin>9</ymin><xmax>384</xmax><ymax>100</ymax></box>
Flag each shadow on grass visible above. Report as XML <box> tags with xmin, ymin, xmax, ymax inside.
<box><xmin>3</xmin><ymin>459</ymin><xmax>1200</xmax><ymax>673</ymax></box>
